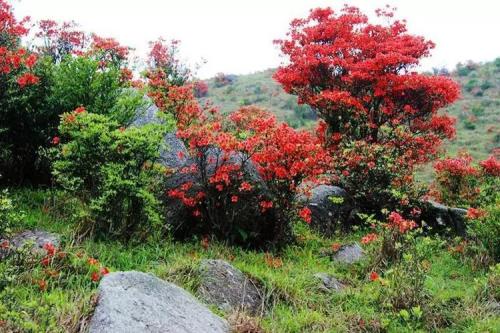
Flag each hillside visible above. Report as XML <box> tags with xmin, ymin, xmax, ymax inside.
<box><xmin>202</xmin><ymin>59</ymin><xmax>500</xmax><ymax>161</ymax></box>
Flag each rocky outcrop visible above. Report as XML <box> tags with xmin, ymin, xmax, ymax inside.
<box><xmin>198</xmin><ymin>259</ymin><xmax>263</xmax><ymax>315</ymax></box>
<box><xmin>0</xmin><ymin>230</ymin><xmax>60</xmax><ymax>260</ymax></box>
<box><xmin>89</xmin><ymin>271</ymin><xmax>229</xmax><ymax>333</ymax></box>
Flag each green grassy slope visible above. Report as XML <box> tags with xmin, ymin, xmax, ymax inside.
<box><xmin>202</xmin><ymin>59</ymin><xmax>500</xmax><ymax>160</ymax></box>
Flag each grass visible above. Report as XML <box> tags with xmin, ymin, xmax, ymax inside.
<box><xmin>1</xmin><ymin>188</ymin><xmax>499</xmax><ymax>332</ymax></box>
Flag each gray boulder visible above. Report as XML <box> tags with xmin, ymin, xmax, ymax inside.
<box><xmin>313</xmin><ymin>273</ymin><xmax>346</xmax><ymax>292</ymax></box>
<box><xmin>333</xmin><ymin>243</ymin><xmax>364</xmax><ymax>264</ymax></box>
<box><xmin>89</xmin><ymin>271</ymin><xmax>229</xmax><ymax>333</ymax></box>
<box><xmin>421</xmin><ymin>201</ymin><xmax>467</xmax><ymax>235</ymax></box>
<box><xmin>198</xmin><ymin>259</ymin><xmax>263</xmax><ymax>315</ymax></box>
<box><xmin>0</xmin><ymin>230</ymin><xmax>60</xmax><ymax>260</ymax></box>
<box><xmin>299</xmin><ymin>185</ymin><xmax>351</xmax><ymax>237</ymax></box>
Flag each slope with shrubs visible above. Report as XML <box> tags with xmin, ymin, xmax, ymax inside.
<box><xmin>1</xmin><ymin>1</ymin><xmax>499</xmax><ymax>332</ymax></box>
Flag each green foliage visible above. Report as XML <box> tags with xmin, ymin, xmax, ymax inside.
<box><xmin>52</xmin><ymin>111</ymin><xmax>173</xmax><ymax>240</ymax></box>
<box><xmin>50</xmin><ymin>56</ymin><xmax>140</xmax><ymax>124</ymax></box>
<box><xmin>0</xmin><ymin>190</ymin><xmax>22</xmax><ymax>237</ymax></box>
<box><xmin>467</xmin><ymin>202</ymin><xmax>500</xmax><ymax>261</ymax></box>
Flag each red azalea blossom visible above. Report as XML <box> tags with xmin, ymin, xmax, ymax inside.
<box><xmin>43</xmin><ymin>242</ymin><xmax>56</xmax><ymax>256</ymax></box>
<box><xmin>100</xmin><ymin>267</ymin><xmax>110</xmax><ymax>275</ymax></box>
<box><xmin>51</xmin><ymin>136</ymin><xmax>60</xmax><ymax>145</ymax></box>
<box><xmin>466</xmin><ymin>207</ymin><xmax>487</xmax><ymax>220</ymax></box>
<box><xmin>87</xmin><ymin>257</ymin><xmax>99</xmax><ymax>266</ymax></box>
<box><xmin>231</xmin><ymin>195</ymin><xmax>239</xmax><ymax>203</ymax></box>
<box><xmin>298</xmin><ymin>207</ymin><xmax>312</xmax><ymax>224</ymax></box>
<box><xmin>369</xmin><ymin>271</ymin><xmax>380</xmax><ymax>281</ymax></box>
<box><xmin>17</xmin><ymin>72</ymin><xmax>39</xmax><ymax>87</ymax></box>
<box><xmin>74</xmin><ymin>106</ymin><xmax>86</xmax><ymax>114</ymax></box>
<box><xmin>91</xmin><ymin>271</ymin><xmax>101</xmax><ymax>282</ymax></box>
<box><xmin>40</xmin><ymin>256</ymin><xmax>51</xmax><ymax>267</ymax></box>
<box><xmin>331</xmin><ymin>242</ymin><xmax>341</xmax><ymax>252</ymax></box>
<box><xmin>361</xmin><ymin>233</ymin><xmax>378</xmax><ymax>244</ymax></box>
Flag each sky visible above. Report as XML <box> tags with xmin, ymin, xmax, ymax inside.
<box><xmin>13</xmin><ymin>0</ymin><xmax>500</xmax><ymax>79</ymax></box>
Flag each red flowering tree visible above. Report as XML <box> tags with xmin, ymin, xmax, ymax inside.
<box><xmin>275</xmin><ymin>6</ymin><xmax>460</xmax><ymax>211</ymax></box>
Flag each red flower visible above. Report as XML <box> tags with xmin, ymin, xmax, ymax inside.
<box><xmin>25</xmin><ymin>54</ymin><xmax>37</xmax><ymax>68</ymax></box>
<box><xmin>369</xmin><ymin>271</ymin><xmax>380</xmax><ymax>281</ymax></box>
<box><xmin>331</xmin><ymin>242</ymin><xmax>341</xmax><ymax>252</ymax></box>
<box><xmin>239</xmin><ymin>182</ymin><xmax>252</xmax><ymax>192</ymax></box>
<box><xmin>298</xmin><ymin>207</ymin><xmax>312</xmax><ymax>224</ymax></box>
<box><xmin>43</xmin><ymin>242</ymin><xmax>56</xmax><ymax>256</ymax></box>
<box><xmin>259</xmin><ymin>200</ymin><xmax>273</xmax><ymax>212</ymax></box>
<box><xmin>466</xmin><ymin>207</ymin><xmax>487</xmax><ymax>220</ymax></box>
<box><xmin>88</xmin><ymin>257</ymin><xmax>99</xmax><ymax>266</ymax></box>
<box><xmin>17</xmin><ymin>72</ymin><xmax>39</xmax><ymax>88</ymax></box>
<box><xmin>51</xmin><ymin>136</ymin><xmax>60</xmax><ymax>145</ymax></box>
<box><xmin>74</xmin><ymin>106</ymin><xmax>86</xmax><ymax>114</ymax></box>
<box><xmin>100</xmin><ymin>267</ymin><xmax>110</xmax><ymax>275</ymax></box>
<box><xmin>37</xmin><ymin>279</ymin><xmax>47</xmax><ymax>291</ymax></box>
<box><xmin>91</xmin><ymin>272</ymin><xmax>101</xmax><ymax>282</ymax></box>
<box><xmin>231</xmin><ymin>195</ymin><xmax>239</xmax><ymax>203</ymax></box>
<box><xmin>41</xmin><ymin>256</ymin><xmax>51</xmax><ymax>267</ymax></box>
<box><xmin>361</xmin><ymin>233</ymin><xmax>378</xmax><ymax>244</ymax></box>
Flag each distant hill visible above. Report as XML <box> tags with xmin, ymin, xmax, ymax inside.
<box><xmin>201</xmin><ymin>59</ymin><xmax>500</xmax><ymax>161</ymax></box>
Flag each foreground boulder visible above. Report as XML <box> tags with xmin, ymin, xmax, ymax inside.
<box><xmin>0</xmin><ymin>230</ymin><xmax>60</xmax><ymax>260</ymax></box>
<box><xmin>89</xmin><ymin>271</ymin><xmax>229</xmax><ymax>333</ymax></box>
<box><xmin>421</xmin><ymin>201</ymin><xmax>467</xmax><ymax>235</ymax></box>
<box><xmin>198</xmin><ymin>259</ymin><xmax>263</xmax><ymax>315</ymax></box>
<box><xmin>333</xmin><ymin>243</ymin><xmax>364</xmax><ymax>264</ymax></box>
<box><xmin>299</xmin><ymin>185</ymin><xmax>352</xmax><ymax>237</ymax></box>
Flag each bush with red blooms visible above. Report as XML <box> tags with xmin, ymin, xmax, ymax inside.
<box><xmin>35</xmin><ymin>20</ymin><xmax>87</xmax><ymax>62</ymax></box>
<box><xmin>0</xmin><ymin>241</ymin><xmax>110</xmax><ymax>294</ymax></box>
<box><xmin>193</xmin><ymin>80</ymin><xmax>209</xmax><ymax>98</ymax></box>
<box><xmin>275</xmin><ymin>5</ymin><xmax>460</xmax><ymax>212</ymax></box>
<box><xmin>147</xmin><ymin>58</ymin><xmax>329</xmax><ymax>245</ymax></box>
<box><xmin>147</xmin><ymin>38</ymin><xmax>191</xmax><ymax>87</ymax></box>
<box><xmin>431</xmin><ymin>152</ymin><xmax>499</xmax><ymax>208</ymax></box>
<box><xmin>432</xmin><ymin>153</ymin><xmax>500</xmax><ymax>260</ymax></box>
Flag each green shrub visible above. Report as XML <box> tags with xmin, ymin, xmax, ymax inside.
<box><xmin>52</xmin><ymin>110</ymin><xmax>173</xmax><ymax>240</ymax></box>
<box><xmin>0</xmin><ymin>190</ymin><xmax>22</xmax><ymax>237</ymax></box>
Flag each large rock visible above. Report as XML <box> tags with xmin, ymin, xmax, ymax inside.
<box><xmin>89</xmin><ymin>271</ymin><xmax>229</xmax><ymax>333</ymax></box>
<box><xmin>333</xmin><ymin>243</ymin><xmax>364</xmax><ymax>264</ymax></box>
<box><xmin>0</xmin><ymin>230</ymin><xmax>60</xmax><ymax>260</ymax></box>
<box><xmin>420</xmin><ymin>201</ymin><xmax>467</xmax><ymax>235</ymax></box>
<box><xmin>198</xmin><ymin>259</ymin><xmax>263</xmax><ymax>315</ymax></box>
<box><xmin>299</xmin><ymin>185</ymin><xmax>352</xmax><ymax>237</ymax></box>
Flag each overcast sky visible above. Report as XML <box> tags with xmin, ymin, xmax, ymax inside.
<box><xmin>13</xmin><ymin>0</ymin><xmax>500</xmax><ymax>79</ymax></box>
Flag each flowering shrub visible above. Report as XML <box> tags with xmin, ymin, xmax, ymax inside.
<box><xmin>147</xmin><ymin>38</ymin><xmax>191</xmax><ymax>87</ymax></box>
<box><xmin>147</xmin><ymin>57</ymin><xmax>329</xmax><ymax>245</ymax></box>
<box><xmin>432</xmin><ymin>153</ymin><xmax>500</xmax><ymax>260</ymax></box>
<box><xmin>52</xmin><ymin>109</ymin><xmax>172</xmax><ymax>240</ymax></box>
<box><xmin>275</xmin><ymin>6</ymin><xmax>460</xmax><ymax>212</ymax></box>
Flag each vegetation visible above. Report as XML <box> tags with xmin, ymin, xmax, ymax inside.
<box><xmin>0</xmin><ymin>1</ymin><xmax>498</xmax><ymax>332</ymax></box>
